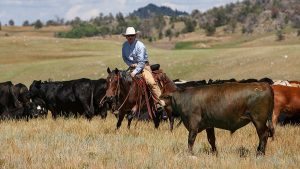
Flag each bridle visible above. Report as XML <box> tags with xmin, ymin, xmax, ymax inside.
<box><xmin>108</xmin><ymin>71</ymin><xmax>133</xmax><ymax>112</ymax></box>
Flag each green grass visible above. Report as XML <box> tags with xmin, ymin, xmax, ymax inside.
<box><xmin>174</xmin><ymin>41</ymin><xmax>199</xmax><ymax>49</ymax></box>
<box><xmin>1</xmin><ymin>35</ymin><xmax>300</xmax><ymax>85</ymax></box>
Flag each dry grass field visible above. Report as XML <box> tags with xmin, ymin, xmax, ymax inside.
<box><xmin>0</xmin><ymin>117</ymin><xmax>300</xmax><ymax>169</ymax></box>
<box><xmin>0</xmin><ymin>26</ymin><xmax>300</xmax><ymax>168</ymax></box>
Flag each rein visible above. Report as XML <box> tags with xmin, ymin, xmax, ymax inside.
<box><xmin>113</xmin><ymin>71</ymin><xmax>156</xmax><ymax>119</ymax></box>
<box><xmin>133</xmin><ymin>77</ymin><xmax>156</xmax><ymax>119</ymax></box>
<box><xmin>105</xmin><ymin>68</ymin><xmax>172</xmax><ymax>120</ymax></box>
<box><xmin>115</xmin><ymin>72</ymin><xmax>132</xmax><ymax>112</ymax></box>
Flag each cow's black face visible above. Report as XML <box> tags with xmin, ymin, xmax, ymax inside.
<box><xmin>24</xmin><ymin>102</ymin><xmax>39</xmax><ymax>118</ymax></box>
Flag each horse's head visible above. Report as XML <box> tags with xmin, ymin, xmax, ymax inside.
<box><xmin>105</xmin><ymin>67</ymin><xmax>133</xmax><ymax>111</ymax></box>
<box><xmin>106</xmin><ymin>67</ymin><xmax>121</xmax><ymax>110</ymax></box>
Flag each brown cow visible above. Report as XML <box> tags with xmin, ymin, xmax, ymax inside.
<box><xmin>289</xmin><ymin>81</ymin><xmax>300</xmax><ymax>88</ymax></box>
<box><xmin>271</xmin><ymin>85</ymin><xmax>300</xmax><ymax>126</ymax></box>
<box><xmin>162</xmin><ymin>82</ymin><xmax>274</xmax><ymax>155</ymax></box>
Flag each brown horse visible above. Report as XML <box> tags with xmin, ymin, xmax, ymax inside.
<box><xmin>104</xmin><ymin>67</ymin><xmax>177</xmax><ymax>130</ymax></box>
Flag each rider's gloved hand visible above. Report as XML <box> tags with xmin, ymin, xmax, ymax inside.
<box><xmin>130</xmin><ymin>64</ymin><xmax>137</xmax><ymax>68</ymax></box>
<box><xmin>130</xmin><ymin>72</ymin><xmax>136</xmax><ymax>78</ymax></box>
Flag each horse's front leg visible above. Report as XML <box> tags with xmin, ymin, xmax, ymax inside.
<box><xmin>116</xmin><ymin>111</ymin><xmax>126</xmax><ymax>129</ymax></box>
<box><xmin>127</xmin><ymin>111</ymin><xmax>133</xmax><ymax>129</ymax></box>
<box><xmin>127</xmin><ymin>104</ymin><xmax>141</xmax><ymax>129</ymax></box>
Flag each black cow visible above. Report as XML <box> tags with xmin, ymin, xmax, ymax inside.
<box><xmin>0</xmin><ymin>82</ymin><xmax>38</xmax><ymax>120</ymax></box>
<box><xmin>0</xmin><ymin>81</ymin><xmax>21</xmax><ymax>112</ymax></box>
<box><xmin>239</xmin><ymin>77</ymin><xmax>273</xmax><ymax>84</ymax></box>
<box><xmin>207</xmin><ymin>78</ymin><xmax>237</xmax><ymax>84</ymax></box>
<box><xmin>55</xmin><ymin>78</ymin><xmax>94</xmax><ymax>119</ymax></box>
<box><xmin>30</xmin><ymin>80</ymin><xmax>63</xmax><ymax>118</ymax></box>
<box><xmin>174</xmin><ymin>79</ymin><xmax>207</xmax><ymax>88</ymax></box>
<box><xmin>14</xmin><ymin>83</ymin><xmax>31</xmax><ymax>104</ymax></box>
<box><xmin>1</xmin><ymin>102</ymin><xmax>38</xmax><ymax>120</ymax></box>
<box><xmin>14</xmin><ymin>83</ymin><xmax>39</xmax><ymax>119</ymax></box>
<box><xmin>162</xmin><ymin>82</ymin><xmax>274</xmax><ymax>155</ymax></box>
<box><xmin>30</xmin><ymin>78</ymin><xmax>110</xmax><ymax>120</ymax></box>
<box><xmin>91</xmin><ymin>79</ymin><xmax>109</xmax><ymax>119</ymax></box>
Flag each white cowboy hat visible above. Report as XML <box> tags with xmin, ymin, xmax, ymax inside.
<box><xmin>122</xmin><ymin>27</ymin><xmax>140</xmax><ymax>36</ymax></box>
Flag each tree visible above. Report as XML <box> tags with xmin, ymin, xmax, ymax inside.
<box><xmin>153</xmin><ymin>14</ymin><xmax>165</xmax><ymax>31</ymax></box>
<box><xmin>115</xmin><ymin>12</ymin><xmax>127</xmax><ymax>34</ymax></box>
<box><xmin>175</xmin><ymin>31</ymin><xmax>180</xmax><ymax>38</ymax></box>
<box><xmin>158</xmin><ymin>31</ymin><xmax>163</xmax><ymax>39</ymax></box>
<box><xmin>116</xmin><ymin>12</ymin><xmax>127</xmax><ymax>27</ymax></box>
<box><xmin>54</xmin><ymin>16</ymin><xmax>64</xmax><ymax>25</ymax></box>
<box><xmin>209</xmin><ymin>6</ymin><xmax>228</xmax><ymax>27</ymax></box>
<box><xmin>242</xmin><ymin>14</ymin><xmax>257</xmax><ymax>34</ymax></box>
<box><xmin>34</xmin><ymin>19</ymin><xmax>43</xmax><ymax>29</ymax></box>
<box><xmin>23</xmin><ymin>20</ymin><xmax>30</xmax><ymax>26</ymax></box>
<box><xmin>69</xmin><ymin>17</ymin><xmax>83</xmax><ymax>27</ymax></box>
<box><xmin>291</xmin><ymin>14</ymin><xmax>300</xmax><ymax>28</ymax></box>
<box><xmin>191</xmin><ymin>9</ymin><xmax>201</xmax><ymax>19</ymax></box>
<box><xmin>108</xmin><ymin>13</ymin><xmax>114</xmax><ymax>24</ymax></box>
<box><xmin>127</xmin><ymin>15</ymin><xmax>141</xmax><ymax>30</ymax></box>
<box><xmin>224</xmin><ymin>19</ymin><xmax>237</xmax><ymax>33</ymax></box>
<box><xmin>98</xmin><ymin>26</ymin><xmax>110</xmax><ymax>38</ymax></box>
<box><xmin>139</xmin><ymin>19</ymin><xmax>152</xmax><ymax>38</ymax></box>
<box><xmin>165</xmin><ymin>29</ymin><xmax>173</xmax><ymax>41</ymax></box>
<box><xmin>276</xmin><ymin>29</ymin><xmax>284</xmax><ymax>41</ymax></box>
<box><xmin>8</xmin><ymin>19</ymin><xmax>14</xmax><ymax>26</ymax></box>
<box><xmin>182</xmin><ymin>18</ymin><xmax>196</xmax><ymax>33</ymax></box>
<box><xmin>46</xmin><ymin>20</ymin><xmax>57</xmax><ymax>26</ymax></box>
<box><xmin>203</xmin><ymin>23</ymin><xmax>216</xmax><ymax>36</ymax></box>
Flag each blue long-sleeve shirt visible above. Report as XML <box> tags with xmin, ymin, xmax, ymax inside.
<box><xmin>122</xmin><ymin>40</ymin><xmax>148</xmax><ymax>76</ymax></box>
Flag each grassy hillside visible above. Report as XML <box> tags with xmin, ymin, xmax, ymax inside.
<box><xmin>0</xmin><ymin>27</ymin><xmax>300</xmax><ymax>85</ymax></box>
<box><xmin>0</xmin><ymin>27</ymin><xmax>300</xmax><ymax>168</ymax></box>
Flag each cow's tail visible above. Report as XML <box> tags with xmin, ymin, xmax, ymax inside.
<box><xmin>267</xmin><ymin>118</ymin><xmax>274</xmax><ymax>139</ymax></box>
<box><xmin>267</xmin><ymin>85</ymin><xmax>275</xmax><ymax>140</ymax></box>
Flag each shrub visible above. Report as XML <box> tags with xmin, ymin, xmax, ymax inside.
<box><xmin>203</xmin><ymin>23</ymin><xmax>216</xmax><ymax>36</ymax></box>
<box><xmin>276</xmin><ymin>29</ymin><xmax>284</xmax><ymax>41</ymax></box>
<box><xmin>56</xmin><ymin>24</ymin><xmax>100</xmax><ymax>38</ymax></box>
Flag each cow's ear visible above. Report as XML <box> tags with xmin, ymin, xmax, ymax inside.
<box><xmin>107</xmin><ymin>67</ymin><xmax>111</xmax><ymax>73</ymax></box>
<box><xmin>36</xmin><ymin>80</ymin><xmax>41</xmax><ymax>88</ymax></box>
<box><xmin>115</xmin><ymin>68</ymin><xmax>119</xmax><ymax>73</ymax></box>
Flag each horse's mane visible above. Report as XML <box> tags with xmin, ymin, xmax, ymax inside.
<box><xmin>111</xmin><ymin>69</ymin><xmax>133</xmax><ymax>83</ymax></box>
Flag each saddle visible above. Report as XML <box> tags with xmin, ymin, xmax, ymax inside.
<box><xmin>151</xmin><ymin>64</ymin><xmax>168</xmax><ymax>90</ymax></box>
<box><xmin>150</xmin><ymin>64</ymin><xmax>160</xmax><ymax>71</ymax></box>
<box><xmin>132</xmin><ymin>64</ymin><xmax>167</xmax><ymax>119</ymax></box>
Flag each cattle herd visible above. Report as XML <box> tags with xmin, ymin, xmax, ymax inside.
<box><xmin>0</xmin><ymin>78</ymin><xmax>300</xmax><ymax>124</ymax></box>
<box><xmin>0</xmin><ymin>78</ymin><xmax>108</xmax><ymax>120</ymax></box>
<box><xmin>1</xmin><ymin>73</ymin><xmax>300</xmax><ymax>156</ymax></box>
